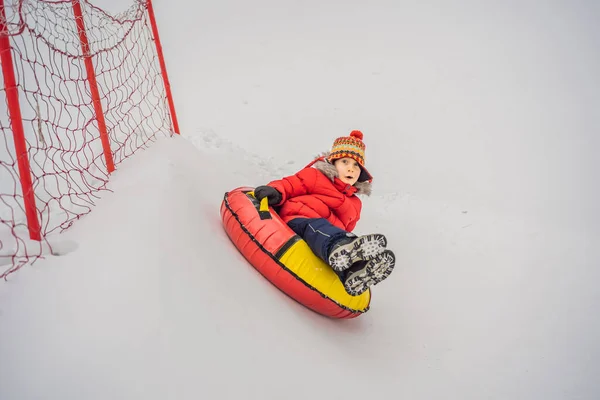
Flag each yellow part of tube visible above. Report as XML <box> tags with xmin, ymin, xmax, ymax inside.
<box><xmin>278</xmin><ymin>239</ymin><xmax>371</xmax><ymax>312</ymax></box>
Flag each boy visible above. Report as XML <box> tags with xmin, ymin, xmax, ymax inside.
<box><xmin>253</xmin><ymin>130</ymin><xmax>395</xmax><ymax>296</ymax></box>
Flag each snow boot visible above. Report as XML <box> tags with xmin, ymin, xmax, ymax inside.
<box><xmin>327</xmin><ymin>233</ymin><xmax>387</xmax><ymax>272</ymax></box>
<box><xmin>343</xmin><ymin>249</ymin><xmax>396</xmax><ymax>296</ymax></box>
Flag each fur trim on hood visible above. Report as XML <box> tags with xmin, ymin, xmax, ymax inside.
<box><xmin>312</xmin><ymin>152</ymin><xmax>372</xmax><ymax>196</ymax></box>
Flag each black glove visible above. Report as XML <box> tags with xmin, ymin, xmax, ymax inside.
<box><xmin>254</xmin><ymin>185</ymin><xmax>282</xmax><ymax>205</ymax></box>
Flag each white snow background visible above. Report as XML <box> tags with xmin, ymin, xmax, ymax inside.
<box><xmin>1</xmin><ymin>1</ymin><xmax>599</xmax><ymax>399</ymax></box>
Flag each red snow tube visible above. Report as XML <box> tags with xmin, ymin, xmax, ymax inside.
<box><xmin>220</xmin><ymin>187</ymin><xmax>371</xmax><ymax>319</ymax></box>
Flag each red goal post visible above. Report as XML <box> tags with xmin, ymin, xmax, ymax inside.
<box><xmin>0</xmin><ymin>0</ymin><xmax>179</xmax><ymax>278</ymax></box>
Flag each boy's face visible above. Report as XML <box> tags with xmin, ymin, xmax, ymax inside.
<box><xmin>334</xmin><ymin>157</ymin><xmax>361</xmax><ymax>186</ymax></box>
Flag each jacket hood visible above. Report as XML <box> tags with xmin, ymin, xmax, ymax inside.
<box><xmin>312</xmin><ymin>152</ymin><xmax>372</xmax><ymax>196</ymax></box>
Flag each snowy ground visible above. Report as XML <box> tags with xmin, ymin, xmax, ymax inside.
<box><xmin>1</xmin><ymin>1</ymin><xmax>600</xmax><ymax>399</ymax></box>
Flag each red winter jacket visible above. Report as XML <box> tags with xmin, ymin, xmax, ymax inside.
<box><xmin>267</xmin><ymin>157</ymin><xmax>372</xmax><ymax>232</ymax></box>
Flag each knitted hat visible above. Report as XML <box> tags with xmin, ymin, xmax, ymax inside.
<box><xmin>327</xmin><ymin>130</ymin><xmax>373</xmax><ymax>182</ymax></box>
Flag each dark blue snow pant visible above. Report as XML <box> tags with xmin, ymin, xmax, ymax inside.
<box><xmin>287</xmin><ymin>218</ymin><xmax>354</xmax><ymax>263</ymax></box>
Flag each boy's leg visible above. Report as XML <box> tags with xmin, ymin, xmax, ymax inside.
<box><xmin>342</xmin><ymin>249</ymin><xmax>396</xmax><ymax>296</ymax></box>
<box><xmin>327</xmin><ymin>232</ymin><xmax>388</xmax><ymax>272</ymax></box>
<box><xmin>287</xmin><ymin>218</ymin><xmax>387</xmax><ymax>272</ymax></box>
<box><xmin>287</xmin><ymin>218</ymin><xmax>350</xmax><ymax>262</ymax></box>
<box><xmin>287</xmin><ymin>218</ymin><xmax>395</xmax><ymax>296</ymax></box>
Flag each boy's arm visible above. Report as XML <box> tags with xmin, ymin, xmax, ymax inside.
<box><xmin>267</xmin><ymin>168</ymin><xmax>317</xmax><ymax>206</ymax></box>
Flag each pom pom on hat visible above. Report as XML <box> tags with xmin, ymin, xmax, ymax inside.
<box><xmin>349</xmin><ymin>130</ymin><xmax>363</xmax><ymax>140</ymax></box>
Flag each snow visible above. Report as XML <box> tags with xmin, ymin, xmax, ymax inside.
<box><xmin>1</xmin><ymin>1</ymin><xmax>600</xmax><ymax>399</ymax></box>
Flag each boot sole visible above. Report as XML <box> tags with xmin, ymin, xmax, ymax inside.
<box><xmin>344</xmin><ymin>250</ymin><xmax>395</xmax><ymax>296</ymax></box>
<box><xmin>328</xmin><ymin>233</ymin><xmax>387</xmax><ymax>272</ymax></box>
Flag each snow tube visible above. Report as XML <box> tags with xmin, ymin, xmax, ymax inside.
<box><xmin>220</xmin><ymin>187</ymin><xmax>371</xmax><ymax>319</ymax></box>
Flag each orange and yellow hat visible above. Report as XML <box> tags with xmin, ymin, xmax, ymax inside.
<box><xmin>327</xmin><ymin>130</ymin><xmax>373</xmax><ymax>182</ymax></box>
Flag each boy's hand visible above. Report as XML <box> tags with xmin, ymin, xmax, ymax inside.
<box><xmin>254</xmin><ymin>185</ymin><xmax>282</xmax><ymax>205</ymax></box>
